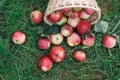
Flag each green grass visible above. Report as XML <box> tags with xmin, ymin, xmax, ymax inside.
<box><xmin>0</xmin><ymin>0</ymin><xmax>120</xmax><ymax>80</ymax></box>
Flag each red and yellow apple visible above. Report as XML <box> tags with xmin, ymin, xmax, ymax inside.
<box><xmin>49</xmin><ymin>46</ymin><xmax>66</xmax><ymax>62</ymax></box>
<box><xmin>38</xmin><ymin>37</ymin><xmax>51</xmax><ymax>49</ymax></box>
<box><xmin>49</xmin><ymin>33</ymin><xmax>64</xmax><ymax>45</ymax></box>
<box><xmin>73</xmin><ymin>51</ymin><xmax>86</xmax><ymax>62</ymax></box>
<box><xmin>48</xmin><ymin>11</ymin><xmax>63</xmax><ymax>23</ymax></box>
<box><xmin>60</xmin><ymin>24</ymin><xmax>73</xmax><ymax>37</ymax></box>
<box><xmin>30</xmin><ymin>10</ymin><xmax>43</xmax><ymax>24</ymax></box>
<box><xmin>12</xmin><ymin>31</ymin><xmax>26</xmax><ymax>44</ymax></box>
<box><xmin>102</xmin><ymin>35</ymin><xmax>116</xmax><ymax>48</ymax></box>
<box><xmin>67</xmin><ymin>32</ymin><xmax>81</xmax><ymax>47</ymax></box>
<box><xmin>39</xmin><ymin>56</ymin><xmax>53</xmax><ymax>72</ymax></box>
<box><xmin>80</xmin><ymin>11</ymin><xmax>91</xmax><ymax>19</ymax></box>
<box><xmin>67</xmin><ymin>11</ymin><xmax>81</xmax><ymax>28</ymax></box>
<box><xmin>82</xmin><ymin>34</ymin><xmax>95</xmax><ymax>46</ymax></box>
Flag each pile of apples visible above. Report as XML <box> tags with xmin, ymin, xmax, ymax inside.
<box><xmin>47</xmin><ymin>7</ymin><xmax>94</xmax><ymax>27</ymax></box>
<box><xmin>11</xmin><ymin>7</ymin><xmax>117</xmax><ymax>72</ymax></box>
<box><xmin>45</xmin><ymin>7</ymin><xmax>96</xmax><ymax>47</ymax></box>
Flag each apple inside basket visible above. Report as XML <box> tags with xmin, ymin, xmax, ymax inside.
<box><xmin>44</xmin><ymin>0</ymin><xmax>101</xmax><ymax>26</ymax></box>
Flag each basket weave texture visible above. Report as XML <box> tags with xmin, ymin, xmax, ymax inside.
<box><xmin>44</xmin><ymin>0</ymin><xmax>101</xmax><ymax>25</ymax></box>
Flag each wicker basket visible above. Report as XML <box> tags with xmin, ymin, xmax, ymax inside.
<box><xmin>44</xmin><ymin>0</ymin><xmax>101</xmax><ymax>25</ymax></box>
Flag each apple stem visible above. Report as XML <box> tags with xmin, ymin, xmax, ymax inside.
<box><xmin>111</xmin><ymin>20</ymin><xmax>120</xmax><ymax>34</ymax></box>
<box><xmin>54</xmin><ymin>54</ymin><xmax>58</xmax><ymax>58</ymax></box>
<box><xmin>108</xmin><ymin>49</ymin><xmax>112</xmax><ymax>56</ymax></box>
<box><xmin>82</xmin><ymin>46</ymin><xmax>90</xmax><ymax>49</ymax></box>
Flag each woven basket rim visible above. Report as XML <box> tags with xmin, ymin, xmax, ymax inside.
<box><xmin>45</xmin><ymin>6</ymin><xmax>101</xmax><ymax>17</ymax></box>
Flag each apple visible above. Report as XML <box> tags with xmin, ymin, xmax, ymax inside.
<box><xmin>69</xmin><ymin>11</ymin><xmax>80</xmax><ymax>18</ymax></box>
<box><xmin>56</xmin><ymin>16</ymin><xmax>67</xmax><ymax>26</ymax></box>
<box><xmin>30</xmin><ymin>10</ymin><xmax>43</xmax><ymax>24</ymax></box>
<box><xmin>49</xmin><ymin>46</ymin><xmax>66</xmax><ymax>62</ymax></box>
<box><xmin>39</xmin><ymin>56</ymin><xmax>53</xmax><ymax>72</ymax></box>
<box><xmin>60</xmin><ymin>8</ymin><xmax>72</xmax><ymax>13</ymax></box>
<box><xmin>12</xmin><ymin>31</ymin><xmax>26</xmax><ymax>44</ymax></box>
<box><xmin>47</xmin><ymin>11</ymin><xmax>63</xmax><ymax>23</ymax></box>
<box><xmin>77</xmin><ymin>21</ymin><xmax>91</xmax><ymax>34</ymax></box>
<box><xmin>67</xmin><ymin>32</ymin><xmax>81</xmax><ymax>47</ymax></box>
<box><xmin>67</xmin><ymin>17</ymin><xmax>80</xmax><ymax>28</ymax></box>
<box><xmin>60</xmin><ymin>8</ymin><xmax>72</xmax><ymax>16</ymax></box>
<box><xmin>102</xmin><ymin>35</ymin><xmax>116</xmax><ymax>48</ymax></box>
<box><xmin>73</xmin><ymin>51</ymin><xmax>86</xmax><ymax>62</ymax></box>
<box><xmin>83</xmin><ymin>8</ymin><xmax>94</xmax><ymax>15</ymax></box>
<box><xmin>80</xmin><ymin>11</ymin><xmax>91</xmax><ymax>19</ymax></box>
<box><xmin>60</xmin><ymin>24</ymin><xmax>73</xmax><ymax>37</ymax></box>
<box><xmin>73</xmin><ymin>7</ymin><xmax>82</xmax><ymax>12</ymax></box>
<box><xmin>67</xmin><ymin>11</ymin><xmax>81</xmax><ymax>28</ymax></box>
<box><xmin>38</xmin><ymin>37</ymin><xmax>51</xmax><ymax>49</ymax></box>
<box><xmin>64</xmin><ymin>11</ymin><xmax>72</xmax><ymax>16</ymax></box>
<box><xmin>82</xmin><ymin>34</ymin><xmax>95</xmax><ymax>46</ymax></box>
<box><xmin>49</xmin><ymin>33</ymin><xmax>64</xmax><ymax>45</ymax></box>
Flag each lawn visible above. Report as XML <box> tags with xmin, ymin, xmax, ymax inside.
<box><xmin>0</xmin><ymin>0</ymin><xmax>120</xmax><ymax>80</ymax></box>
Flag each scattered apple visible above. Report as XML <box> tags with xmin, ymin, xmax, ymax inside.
<box><xmin>49</xmin><ymin>33</ymin><xmax>64</xmax><ymax>45</ymax></box>
<box><xmin>48</xmin><ymin>11</ymin><xmax>63</xmax><ymax>23</ymax></box>
<box><xmin>60</xmin><ymin>24</ymin><xmax>73</xmax><ymax>37</ymax></box>
<box><xmin>67</xmin><ymin>32</ymin><xmax>81</xmax><ymax>47</ymax></box>
<box><xmin>30</xmin><ymin>10</ymin><xmax>43</xmax><ymax>24</ymax></box>
<box><xmin>56</xmin><ymin>16</ymin><xmax>67</xmax><ymax>26</ymax></box>
<box><xmin>102</xmin><ymin>35</ymin><xmax>116</xmax><ymax>48</ymax></box>
<box><xmin>83</xmin><ymin>8</ymin><xmax>94</xmax><ymax>15</ymax></box>
<box><xmin>77</xmin><ymin>21</ymin><xmax>91</xmax><ymax>34</ymax></box>
<box><xmin>38</xmin><ymin>37</ymin><xmax>51</xmax><ymax>49</ymax></box>
<box><xmin>49</xmin><ymin>46</ymin><xmax>66</xmax><ymax>62</ymax></box>
<box><xmin>73</xmin><ymin>51</ymin><xmax>86</xmax><ymax>62</ymax></box>
<box><xmin>12</xmin><ymin>31</ymin><xmax>26</xmax><ymax>44</ymax></box>
<box><xmin>39</xmin><ymin>56</ymin><xmax>53</xmax><ymax>72</ymax></box>
<box><xmin>82</xmin><ymin>34</ymin><xmax>95</xmax><ymax>46</ymax></box>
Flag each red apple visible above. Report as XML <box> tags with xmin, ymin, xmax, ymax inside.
<box><xmin>12</xmin><ymin>31</ymin><xmax>26</xmax><ymax>44</ymax></box>
<box><xmin>67</xmin><ymin>11</ymin><xmax>81</xmax><ymax>28</ymax></box>
<box><xmin>73</xmin><ymin>51</ymin><xmax>86</xmax><ymax>62</ymax></box>
<box><xmin>102</xmin><ymin>35</ymin><xmax>116</xmax><ymax>48</ymax></box>
<box><xmin>61</xmin><ymin>24</ymin><xmax>73</xmax><ymax>37</ymax></box>
<box><xmin>67</xmin><ymin>32</ymin><xmax>81</xmax><ymax>47</ymax></box>
<box><xmin>82</xmin><ymin>34</ymin><xmax>95</xmax><ymax>46</ymax></box>
<box><xmin>49</xmin><ymin>33</ymin><xmax>64</xmax><ymax>45</ymax></box>
<box><xmin>77</xmin><ymin>21</ymin><xmax>91</xmax><ymax>34</ymax></box>
<box><xmin>67</xmin><ymin>17</ymin><xmax>80</xmax><ymax>28</ymax></box>
<box><xmin>47</xmin><ymin>11</ymin><xmax>63</xmax><ymax>23</ymax></box>
<box><xmin>80</xmin><ymin>11</ymin><xmax>91</xmax><ymax>19</ymax></box>
<box><xmin>30</xmin><ymin>10</ymin><xmax>43</xmax><ymax>24</ymax></box>
<box><xmin>49</xmin><ymin>46</ymin><xmax>66</xmax><ymax>62</ymax></box>
<box><xmin>39</xmin><ymin>56</ymin><xmax>53</xmax><ymax>72</ymax></box>
<box><xmin>83</xmin><ymin>8</ymin><xmax>94</xmax><ymax>15</ymax></box>
<box><xmin>60</xmin><ymin>8</ymin><xmax>72</xmax><ymax>13</ymax></box>
<box><xmin>38</xmin><ymin>37</ymin><xmax>51</xmax><ymax>49</ymax></box>
<box><xmin>69</xmin><ymin>11</ymin><xmax>80</xmax><ymax>18</ymax></box>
